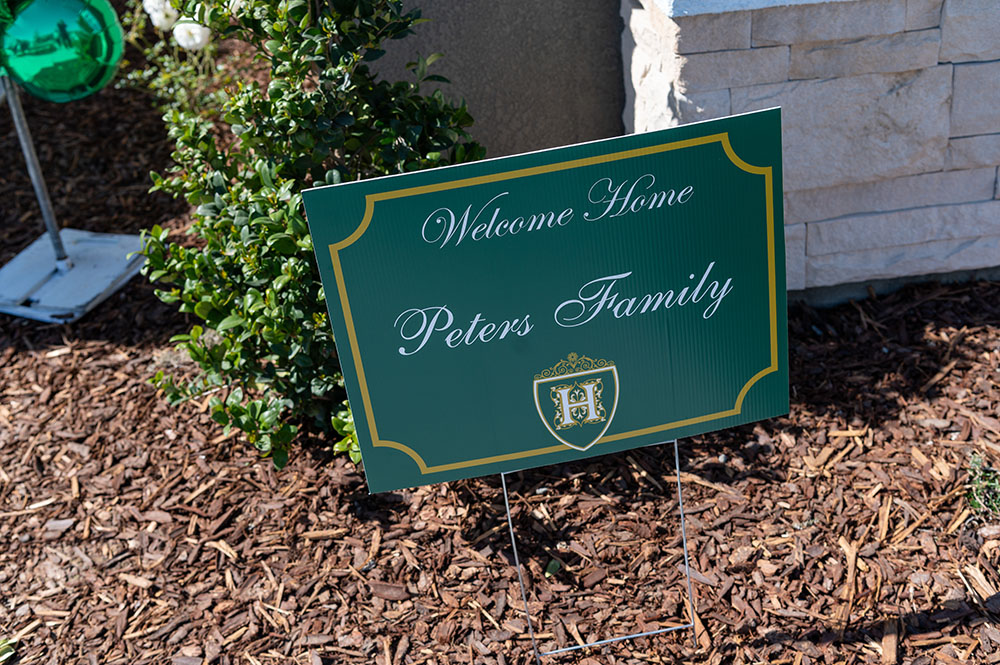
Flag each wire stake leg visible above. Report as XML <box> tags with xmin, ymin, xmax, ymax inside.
<box><xmin>501</xmin><ymin>439</ymin><xmax>698</xmax><ymax>658</ymax></box>
<box><xmin>674</xmin><ymin>438</ymin><xmax>699</xmax><ymax>649</ymax></box>
<box><xmin>501</xmin><ymin>472</ymin><xmax>543</xmax><ymax>665</ymax></box>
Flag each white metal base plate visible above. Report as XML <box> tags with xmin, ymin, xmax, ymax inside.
<box><xmin>0</xmin><ymin>228</ymin><xmax>145</xmax><ymax>323</ymax></box>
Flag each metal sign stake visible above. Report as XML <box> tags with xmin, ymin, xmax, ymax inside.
<box><xmin>501</xmin><ymin>439</ymin><xmax>698</xmax><ymax>661</ymax></box>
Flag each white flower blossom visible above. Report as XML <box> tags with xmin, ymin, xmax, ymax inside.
<box><xmin>142</xmin><ymin>0</ymin><xmax>179</xmax><ymax>30</ymax></box>
<box><xmin>172</xmin><ymin>19</ymin><xmax>211</xmax><ymax>51</ymax></box>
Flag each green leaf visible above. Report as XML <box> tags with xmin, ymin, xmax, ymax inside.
<box><xmin>244</xmin><ymin>289</ymin><xmax>264</xmax><ymax>312</ymax></box>
<box><xmin>267</xmin><ymin>233</ymin><xmax>298</xmax><ymax>254</ymax></box>
<box><xmin>0</xmin><ymin>637</ymin><xmax>17</xmax><ymax>662</ymax></box>
<box><xmin>193</xmin><ymin>301</ymin><xmax>214</xmax><ymax>320</ymax></box>
<box><xmin>226</xmin><ymin>387</ymin><xmax>244</xmax><ymax>408</ymax></box>
<box><xmin>218</xmin><ymin>314</ymin><xmax>245</xmax><ymax>331</ymax></box>
<box><xmin>272</xmin><ymin>445</ymin><xmax>289</xmax><ymax>469</ymax></box>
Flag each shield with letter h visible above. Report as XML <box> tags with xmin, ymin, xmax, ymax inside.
<box><xmin>533</xmin><ymin>353</ymin><xmax>619</xmax><ymax>451</ymax></box>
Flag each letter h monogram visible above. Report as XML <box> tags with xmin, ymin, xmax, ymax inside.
<box><xmin>551</xmin><ymin>379</ymin><xmax>606</xmax><ymax>429</ymax></box>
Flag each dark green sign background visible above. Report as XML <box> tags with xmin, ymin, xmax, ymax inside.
<box><xmin>304</xmin><ymin>109</ymin><xmax>788</xmax><ymax>493</ymax></box>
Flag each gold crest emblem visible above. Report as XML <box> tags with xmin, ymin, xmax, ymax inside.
<box><xmin>533</xmin><ymin>353</ymin><xmax>619</xmax><ymax>451</ymax></box>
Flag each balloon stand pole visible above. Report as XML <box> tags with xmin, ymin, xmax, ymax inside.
<box><xmin>0</xmin><ymin>76</ymin><xmax>144</xmax><ymax>323</ymax></box>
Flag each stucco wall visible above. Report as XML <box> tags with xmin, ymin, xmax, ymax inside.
<box><xmin>624</xmin><ymin>0</ymin><xmax>1000</xmax><ymax>291</ymax></box>
<box><xmin>375</xmin><ymin>1</ymin><xmax>625</xmax><ymax>158</ymax></box>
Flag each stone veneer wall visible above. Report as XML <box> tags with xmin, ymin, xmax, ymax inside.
<box><xmin>623</xmin><ymin>0</ymin><xmax>1000</xmax><ymax>291</ymax></box>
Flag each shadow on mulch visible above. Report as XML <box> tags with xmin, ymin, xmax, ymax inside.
<box><xmin>0</xmin><ymin>280</ymin><xmax>192</xmax><ymax>351</ymax></box>
<box><xmin>760</xmin><ymin>602</ymin><xmax>982</xmax><ymax>646</ymax></box>
<box><xmin>788</xmin><ymin>281</ymin><xmax>998</xmax><ymax>426</ymax></box>
<box><xmin>673</xmin><ymin>280</ymin><xmax>1000</xmax><ymax>487</ymax></box>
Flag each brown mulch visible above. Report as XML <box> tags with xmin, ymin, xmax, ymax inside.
<box><xmin>2</xmin><ymin>69</ymin><xmax>1000</xmax><ymax>665</ymax></box>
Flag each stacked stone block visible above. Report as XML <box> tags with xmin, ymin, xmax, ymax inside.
<box><xmin>623</xmin><ymin>0</ymin><xmax>1000</xmax><ymax>290</ymax></box>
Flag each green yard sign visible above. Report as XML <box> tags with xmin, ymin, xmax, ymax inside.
<box><xmin>304</xmin><ymin>109</ymin><xmax>788</xmax><ymax>493</ymax></box>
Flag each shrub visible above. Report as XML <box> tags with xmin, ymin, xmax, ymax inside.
<box><xmin>137</xmin><ymin>0</ymin><xmax>485</xmax><ymax>466</ymax></box>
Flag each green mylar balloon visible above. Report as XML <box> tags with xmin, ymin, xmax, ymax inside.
<box><xmin>0</xmin><ymin>0</ymin><xmax>123</xmax><ymax>103</ymax></box>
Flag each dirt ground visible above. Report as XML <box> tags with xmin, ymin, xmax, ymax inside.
<box><xmin>2</xmin><ymin>61</ymin><xmax>1000</xmax><ymax>665</ymax></box>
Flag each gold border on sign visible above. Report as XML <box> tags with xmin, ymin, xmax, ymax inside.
<box><xmin>328</xmin><ymin>132</ymin><xmax>779</xmax><ymax>474</ymax></box>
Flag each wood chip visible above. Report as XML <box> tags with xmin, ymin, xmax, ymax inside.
<box><xmin>302</xmin><ymin>528</ymin><xmax>348</xmax><ymax>540</ymax></box>
<box><xmin>206</xmin><ymin>540</ymin><xmax>238</xmax><ymax>560</ymax></box>
<box><xmin>369</xmin><ymin>581</ymin><xmax>409</xmax><ymax>601</ymax></box>
<box><xmin>881</xmin><ymin>619</ymin><xmax>898</xmax><ymax>665</ymax></box>
<box><xmin>581</xmin><ymin>568</ymin><xmax>607</xmax><ymax>588</ymax></box>
<box><xmin>43</xmin><ymin>518</ymin><xmax>75</xmax><ymax>533</ymax></box>
<box><xmin>829</xmin><ymin>427</ymin><xmax>867</xmax><ymax>438</ymax></box>
<box><xmin>119</xmin><ymin>573</ymin><xmax>153</xmax><ymax>589</ymax></box>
